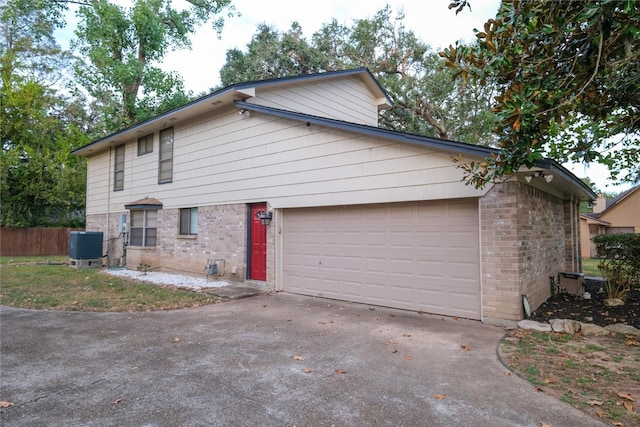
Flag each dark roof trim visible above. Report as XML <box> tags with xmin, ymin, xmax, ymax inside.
<box><xmin>605</xmin><ymin>185</ymin><xmax>639</xmax><ymax>209</ymax></box>
<box><xmin>72</xmin><ymin>68</ymin><xmax>391</xmax><ymax>156</ymax></box>
<box><xmin>234</xmin><ymin>101</ymin><xmax>498</xmax><ymax>158</ymax></box>
<box><xmin>125</xmin><ymin>204</ymin><xmax>163</xmax><ymax>210</ymax></box>
<box><xmin>236</xmin><ymin>101</ymin><xmax>597</xmax><ymax>201</ymax></box>
<box><xmin>534</xmin><ymin>159</ymin><xmax>597</xmax><ymax>200</ymax></box>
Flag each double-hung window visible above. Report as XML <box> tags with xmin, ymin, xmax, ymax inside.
<box><xmin>114</xmin><ymin>144</ymin><xmax>125</xmax><ymax>191</ymax></box>
<box><xmin>129</xmin><ymin>210</ymin><xmax>157</xmax><ymax>247</ymax></box>
<box><xmin>138</xmin><ymin>134</ymin><xmax>153</xmax><ymax>156</ymax></box>
<box><xmin>179</xmin><ymin>208</ymin><xmax>198</xmax><ymax>235</ymax></box>
<box><xmin>159</xmin><ymin>127</ymin><xmax>173</xmax><ymax>183</ymax></box>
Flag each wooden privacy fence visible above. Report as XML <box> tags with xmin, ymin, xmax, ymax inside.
<box><xmin>0</xmin><ymin>228</ymin><xmax>84</xmax><ymax>257</ymax></box>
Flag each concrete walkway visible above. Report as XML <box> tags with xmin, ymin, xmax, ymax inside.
<box><xmin>1</xmin><ymin>293</ymin><xmax>602</xmax><ymax>426</ymax></box>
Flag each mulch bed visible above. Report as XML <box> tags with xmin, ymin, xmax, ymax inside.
<box><xmin>530</xmin><ymin>287</ymin><xmax>640</xmax><ymax>329</ymax></box>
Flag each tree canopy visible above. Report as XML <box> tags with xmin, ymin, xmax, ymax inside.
<box><xmin>442</xmin><ymin>0</ymin><xmax>639</xmax><ymax>187</ymax></box>
<box><xmin>220</xmin><ymin>7</ymin><xmax>496</xmax><ymax>144</ymax></box>
<box><xmin>73</xmin><ymin>0</ymin><xmax>234</xmax><ymax>130</ymax></box>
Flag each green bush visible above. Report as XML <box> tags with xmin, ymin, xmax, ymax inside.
<box><xmin>593</xmin><ymin>233</ymin><xmax>640</xmax><ymax>299</ymax></box>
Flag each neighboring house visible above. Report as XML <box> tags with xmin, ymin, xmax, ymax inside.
<box><xmin>72</xmin><ymin>68</ymin><xmax>595</xmax><ymax>324</ymax></box>
<box><xmin>580</xmin><ymin>186</ymin><xmax>640</xmax><ymax>258</ymax></box>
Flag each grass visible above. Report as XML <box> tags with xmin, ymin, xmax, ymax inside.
<box><xmin>500</xmin><ymin>330</ymin><xmax>640</xmax><ymax>427</ymax></box>
<box><xmin>581</xmin><ymin>258</ymin><xmax>602</xmax><ymax>277</ymax></box>
<box><xmin>0</xmin><ymin>257</ymin><xmax>219</xmax><ymax>312</ymax></box>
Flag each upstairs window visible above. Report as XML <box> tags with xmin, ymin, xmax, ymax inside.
<box><xmin>138</xmin><ymin>134</ymin><xmax>153</xmax><ymax>156</ymax></box>
<box><xmin>130</xmin><ymin>210</ymin><xmax>157</xmax><ymax>247</ymax></box>
<box><xmin>114</xmin><ymin>144</ymin><xmax>125</xmax><ymax>191</ymax></box>
<box><xmin>179</xmin><ymin>208</ymin><xmax>198</xmax><ymax>235</ymax></box>
<box><xmin>159</xmin><ymin>127</ymin><xmax>173</xmax><ymax>183</ymax></box>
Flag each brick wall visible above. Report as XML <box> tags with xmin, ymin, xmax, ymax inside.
<box><xmin>87</xmin><ymin>204</ymin><xmax>250</xmax><ymax>283</ymax></box>
<box><xmin>480</xmin><ymin>182</ymin><xmax>521</xmax><ymax>321</ymax></box>
<box><xmin>86</xmin><ymin>213</ymin><xmax>124</xmax><ymax>266</ymax></box>
<box><xmin>516</xmin><ymin>184</ymin><xmax>565</xmax><ymax>312</ymax></box>
<box><xmin>481</xmin><ymin>181</ymin><xmax>569</xmax><ymax>322</ymax></box>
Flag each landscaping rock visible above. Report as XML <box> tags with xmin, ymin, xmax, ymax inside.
<box><xmin>580</xmin><ymin>323</ymin><xmax>609</xmax><ymax>336</ymax></box>
<box><xmin>517</xmin><ymin>320</ymin><xmax>552</xmax><ymax>332</ymax></box>
<box><xmin>605</xmin><ymin>323</ymin><xmax>640</xmax><ymax>336</ymax></box>
<box><xmin>550</xmin><ymin>319</ymin><xmax>581</xmax><ymax>334</ymax></box>
<box><xmin>603</xmin><ymin>298</ymin><xmax>624</xmax><ymax>307</ymax></box>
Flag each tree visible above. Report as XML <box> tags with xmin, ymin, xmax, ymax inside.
<box><xmin>72</xmin><ymin>0</ymin><xmax>235</xmax><ymax>130</ymax></box>
<box><xmin>442</xmin><ymin>0</ymin><xmax>640</xmax><ymax>187</ymax></box>
<box><xmin>1</xmin><ymin>0</ymin><xmax>88</xmax><ymax>227</ymax></box>
<box><xmin>219</xmin><ymin>6</ymin><xmax>496</xmax><ymax>144</ymax></box>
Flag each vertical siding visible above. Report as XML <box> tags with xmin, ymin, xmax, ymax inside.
<box><xmin>246</xmin><ymin>76</ymin><xmax>379</xmax><ymax>125</ymax></box>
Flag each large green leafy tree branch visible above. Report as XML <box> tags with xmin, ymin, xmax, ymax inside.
<box><xmin>219</xmin><ymin>6</ymin><xmax>496</xmax><ymax>145</ymax></box>
<box><xmin>73</xmin><ymin>0</ymin><xmax>235</xmax><ymax>130</ymax></box>
<box><xmin>1</xmin><ymin>0</ymin><xmax>88</xmax><ymax>227</ymax></box>
<box><xmin>441</xmin><ymin>0</ymin><xmax>639</xmax><ymax>187</ymax></box>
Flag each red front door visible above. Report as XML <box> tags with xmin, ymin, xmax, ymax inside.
<box><xmin>249</xmin><ymin>203</ymin><xmax>267</xmax><ymax>281</ymax></box>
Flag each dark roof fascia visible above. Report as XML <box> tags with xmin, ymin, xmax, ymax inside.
<box><xmin>234</xmin><ymin>101</ymin><xmax>498</xmax><ymax>159</ymax></box>
<box><xmin>531</xmin><ymin>158</ymin><xmax>597</xmax><ymax>200</ymax></box>
<box><xmin>71</xmin><ymin>85</ymin><xmax>239</xmax><ymax>155</ymax></box>
<box><xmin>72</xmin><ymin>68</ymin><xmax>391</xmax><ymax>156</ymax></box>
<box><xmin>607</xmin><ymin>185</ymin><xmax>638</xmax><ymax>207</ymax></box>
<box><xmin>124</xmin><ymin>203</ymin><xmax>163</xmax><ymax>210</ymax></box>
<box><xmin>579</xmin><ymin>213</ymin><xmax>610</xmax><ymax>226</ymax></box>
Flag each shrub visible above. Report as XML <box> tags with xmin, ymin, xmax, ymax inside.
<box><xmin>593</xmin><ymin>233</ymin><xmax>640</xmax><ymax>299</ymax></box>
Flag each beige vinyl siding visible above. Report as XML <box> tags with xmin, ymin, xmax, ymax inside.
<box><xmin>246</xmin><ymin>76</ymin><xmax>379</xmax><ymax>126</ymax></box>
<box><xmin>85</xmin><ymin>108</ymin><xmax>490</xmax><ymax>215</ymax></box>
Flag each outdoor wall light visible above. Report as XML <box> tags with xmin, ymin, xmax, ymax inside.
<box><xmin>525</xmin><ymin>171</ymin><xmax>554</xmax><ymax>183</ymax></box>
<box><xmin>256</xmin><ymin>210</ymin><xmax>272</xmax><ymax>226</ymax></box>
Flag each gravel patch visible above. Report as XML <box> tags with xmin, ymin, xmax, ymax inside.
<box><xmin>103</xmin><ymin>268</ymin><xmax>230</xmax><ymax>290</ymax></box>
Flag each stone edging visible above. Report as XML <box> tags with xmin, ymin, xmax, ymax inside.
<box><xmin>517</xmin><ymin>319</ymin><xmax>640</xmax><ymax>336</ymax></box>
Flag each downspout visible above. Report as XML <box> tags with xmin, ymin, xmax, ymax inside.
<box><xmin>107</xmin><ymin>147</ymin><xmax>112</xmax><ymax>266</ymax></box>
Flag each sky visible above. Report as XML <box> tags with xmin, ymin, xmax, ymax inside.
<box><xmin>56</xmin><ymin>0</ymin><xmax>632</xmax><ymax>192</ymax></box>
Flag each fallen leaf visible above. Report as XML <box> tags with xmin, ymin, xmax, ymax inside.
<box><xmin>503</xmin><ymin>371</ymin><xmax>511</xmax><ymax>376</ymax></box>
<box><xmin>434</xmin><ymin>394</ymin><xmax>445</xmax><ymax>399</ymax></box>
<box><xmin>624</xmin><ymin>401</ymin><xmax>633</xmax><ymax>412</ymax></box>
<box><xmin>611</xmin><ymin>422</ymin><xmax>624</xmax><ymax>427</ymax></box>
<box><xmin>405</xmin><ymin>354</ymin><xmax>413</xmax><ymax>360</ymax></box>
<box><xmin>389</xmin><ymin>314</ymin><xmax>396</xmax><ymax>318</ymax></box>
<box><xmin>454</xmin><ymin>316</ymin><xmax>461</xmax><ymax>321</ymax></box>
<box><xmin>335</xmin><ymin>369</ymin><xmax>347</xmax><ymax>374</ymax></box>
<box><xmin>172</xmin><ymin>337</ymin><xmax>180</xmax><ymax>342</ymax></box>
<box><xmin>543</xmin><ymin>377</ymin><xmax>555</xmax><ymax>384</ymax></box>
<box><xmin>617</xmin><ymin>391</ymin><xmax>635</xmax><ymax>402</ymax></box>
<box><xmin>461</xmin><ymin>344</ymin><xmax>470</xmax><ymax>352</ymax></box>
<box><xmin>596</xmin><ymin>411</ymin><xmax>604</xmax><ymax>419</ymax></box>
<box><xmin>293</xmin><ymin>355</ymin><xmax>304</xmax><ymax>361</ymax></box>
<box><xmin>626</xmin><ymin>339</ymin><xmax>639</xmax><ymax>347</ymax></box>
<box><xmin>402</xmin><ymin>333</ymin><xmax>411</xmax><ymax>337</ymax></box>
<box><xmin>113</xmin><ymin>398</ymin><xmax>122</xmax><ymax>404</ymax></box>
<box><xmin>388</xmin><ymin>339</ymin><xmax>398</xmax><ymax>344</ymax></box>
<box><xmin>540</xmin><ymin>423</ymin><xmax>551</xmax><ymax>427</ymax></box>
<box><xmin>588</xmin><ymin>400</ymin><xmax>604</xmax><ymax>406</ymax></box>
<box><xmin>391</xmin><ymin>347</ymin><xmax>398</xmax><ymax>353</ymax></box>
<box><xmin>303</xmin><ymin>368</ymin><xmax>312</xmax><ymax>374</ymax></box>
<box><xmin>417</xmin><ymin>309</ymin><xmax>424</xmax><ymax>315</ymax></box>
<box><xmin>374</xmin><ymin>317</ymin><xmax>381</xmax><ymax>321</ymax></box>
<box><xmin>534</xmin><ymin>387</ymin><xmax>543</xmax><ymax>393</ymax></box>
<box><xmin>0</xmin><ymin>401</ymin><xmax>14</xmax><ymax>408</ymax></box>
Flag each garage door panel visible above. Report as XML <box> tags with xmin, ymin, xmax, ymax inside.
<box><xmin>283</xmin><ymin>199</ymin><xmax>480</xmax><ymax>319</ymax></box>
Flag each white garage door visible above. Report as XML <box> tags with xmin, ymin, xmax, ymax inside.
<box><xmin>282</xmin><ymin>199</ymin><xmax>481</xmax><ymax>319</ymax></box>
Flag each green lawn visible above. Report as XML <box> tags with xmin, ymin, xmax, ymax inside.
<box><xmin>0</xmin><ymin>257</ymin><xmax>219</xmax><ymax>311</ymax></box>
<box><xmin>581</xmin><ymin>258</ymin><xmax>602</xmax><ymax>277</ymax></box>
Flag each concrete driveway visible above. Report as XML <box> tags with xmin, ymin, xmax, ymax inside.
<box><xmin>1</xmin><ymin>293</ymin><xmax>601</xmax><ymax>426</ymax></box>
